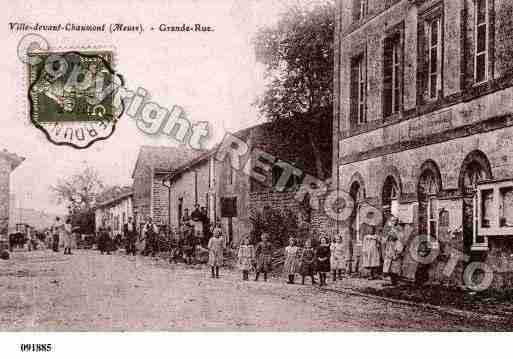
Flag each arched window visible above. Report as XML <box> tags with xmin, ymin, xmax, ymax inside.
<box><xmin>459</xmin><ymin>150</ymin><xmax>492</xmax><ymax>194</ymax></box>
<box><xmin>417</xmin><ymin>160</ymin><xmax>442</xmax><ymax>237</ymax></box>
<box><xmin>382</xmin><ymin>175</ymin><xmax>399</xmax><ymax>221</ymax></box>
<box><xmin>349</xmin><ymin>180</ymin><xmax>364</xmax><ymax>271</ymax></box>
<box><xmin>459</xmin><ymin>150</ymin><xmax>492</xmax><ymax>252</ymax></box>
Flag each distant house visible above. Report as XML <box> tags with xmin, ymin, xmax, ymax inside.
<box><xmin>131</xmin><ymin>145</ymin><xmax>204</xmax><ymax>226</ymax></box>
<box><xmin>163</xmin><ymin>118</ymin><xmax>332</xmax><ymax>245</ymax></box>
<box><xmin>94</xmin><ymin>187</ymin><xmax>134</xmax><ymax>238</ymax></box>
<box><xmin>0</xmin><ymin>149</ymin><xmax>25</xmax><ymax>236</ymax></box>
<box><xmin>163</xmin><ymin>150</ymin><xmax>214</xmax><ymax>230</ymax></box>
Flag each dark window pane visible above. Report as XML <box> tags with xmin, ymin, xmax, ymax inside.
<box><xmin>353</xmin><ymin>0</ymin><xmax>361</xmax><ymax>21</ymax></box>
<box><xmin>430</xmin><ymin>50</ymin><xmax>437</xmax><ymax>73</ymax></box>
<box><xmin>394</xmin><ymin>88</ymin><xmax>400</xmax><ymax>112</ymax></box>
<box><xmin>350</xmin><ymin>59</ymin><xmax>359</xmax><ymax>124</ymax></box>
<box><xmin>430</xmin><ymin>74</ymin><xmax>437</xmax><ymax>97</ymax></box>
<box><xmin>383</xmin><ymin>39</ymin><xmax>393</xmax><ymax>117</ymax></box>
<box><xmin>477</xmin><ymin>0</ymin><xmax>486</xmax><ymax>24</ymax></box>
<box><xmin>476</xmin><ymin>53</ymin><xmax>486</xmax><ymax>82</ymax></box>
<box><xmin>477</xmin><ymin>25</ymin><xmax>486</xmax><ymax>53</ymax></box>
<box><xmin>431</xmin><ymin>20</ymin><xmax>438</xmax><ymax>46</ymax></box>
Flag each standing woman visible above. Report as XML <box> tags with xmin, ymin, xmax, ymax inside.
<box><xmin>283</xmin><ymin>237</ymin><xmax>300</xmax><ymax>284</ymax></box>
<box><xmin>331</xmin><ymin>234</ymin><xmax>345</xmax><ymax>281</ymax></box>
<box><xmin>208</xmin><ymin>228</ymin><xmax>225</xmax><ymax>278</ymax></box>
<box><xmin>362</xmin><ymin>226</ymin><xmax>381</xmax><ymax>279</ymax></box>
<box><xmin>63</xmin><ymin>219</ymin><xmax>73</xmax><ymax>255</ymax></box>
<box><xmin>237</xmin><ymin>236</ymin><xmax>255</xmax><ymax>281</ymax></box>
<box><xmin>382</xmin><ymin>216</ymin><xmax>404</xmax><ymax>286</ymax></box>
<box><xmin>316</xmin><ymin>236</ymin><xmax>331</xmax><ymax>286</ymax></box>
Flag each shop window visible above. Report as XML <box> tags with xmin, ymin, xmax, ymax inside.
<box><xmin>480</xmin><ymin>188</ymin><xmax>493</xmax><ymax>228</ymax></box>
<box><xmin>500</xmin><ymin>186</ymin><xmax>513</xmax><ymax>227</ymax></box>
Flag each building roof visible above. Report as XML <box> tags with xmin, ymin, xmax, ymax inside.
<box><xmin>131</xmin><ymin>145</ymin><xmax>205</xmax><ymax>178</ymax></box>
<box><xmin>164</xmin><ymin>116</ymin><xmax>332</xmax><ymax>182</ymax></box>
<box><xmin>0</xmin><ymin>149</ymin><xmax>25</xmax><ymax>171</ymax></box>
<box><xmin>96</xmin><ymin>187</ymin><xmax>134</xmax><ymax>208</ymax></box>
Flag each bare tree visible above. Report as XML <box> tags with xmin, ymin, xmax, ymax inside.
<box><xmin>50</xmin><ymin>167</ymin><xmax>104</xmax><ymax>212</ymax></box>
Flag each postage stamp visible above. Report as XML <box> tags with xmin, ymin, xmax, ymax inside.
<box><xmin>27</xmin><ymin>50</ymin><xmax>123</xmax><ymax>148</ymax></box>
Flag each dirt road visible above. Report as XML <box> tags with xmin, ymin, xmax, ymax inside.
<box><xmin>0</xmin><ymin>250</ymin><xmax>507</xmax><ymax>331</ymax></box>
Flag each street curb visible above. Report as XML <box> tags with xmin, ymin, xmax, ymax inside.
<box><xmin>320</xmin><ymin>286</ymin><xmax>511</xmax><ymax>325</ymax></box>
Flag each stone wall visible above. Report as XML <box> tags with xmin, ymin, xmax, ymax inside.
<box><xmin>248</xmin><ymin>190</ymin><xmax>338</xmax><ymax>243</ymax></box>
<box><xmin>0</xmin><ymin>157</ymin><xmax>10</xmax><ymax>235</ymax></box>
<box><xmin>152</xmin><ymin>172</ymin><xmax>170</xmax><ymax>226</ymax></box>
<box><xmin>132</xmin><ymin>165</ymin><xmax>152</xmax><ymax>223</ymax></box>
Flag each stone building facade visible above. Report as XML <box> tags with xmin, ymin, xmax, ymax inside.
<box><xmin>334</xmin><ymin>0</ymin><xmax>513</xmax><ymax>287</ymax></box>
<box><xmin>131</xmin><ymin>146</ymin><xmax>203</xmax><ymax>226</ymax></box>
<box><xmin>94</xmin><ymin>189</ymin><xmax>133</xmax><ymax>238</ymax></box>
<box><xmin>0</xmin><ymin>150</ymin><xmax>24</xmax><ymax>237</ymax></box>
<box><xmin>164</xmin><ymin>151</ymin><xmax>213</xmax><ymax>230</ymax></box>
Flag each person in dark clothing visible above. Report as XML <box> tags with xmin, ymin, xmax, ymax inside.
<box><xmin>124</xmin><ymin>217</ymin><xmax>137</xmax><ymax>256</ymax></box>
<box><xmin>200</xmin><ymin>206</ymin><xmax>210</xmax><ymax>246</ymax></box>
<box><xmin>300</xmin><ymin>240</ymin><xmax>317</xmax><ymax>285</ymax></box>
<box><xmin>316</xmin><ymin>236</ymin><xmax>331</xmax><ymax>286</ymax></box>
<box><xmin>142</xmin><ymin>217</ymin><xmax>158</xmax><ymax>256</ymax></box>
<box><xmin>51</xmin><ymin>217</ymin><xmax>62</xmax><ymax>252</ymax></box>
<box><xmin>255</xmin><ymin>233</ymin><xmax>273</xmax><ymax>281</ymax></box>
<box><xmin>181</xmin><ymin>224</ymin><xmax>196</xmax><ymax>265</ymax></box>
<box><xmin>97</xmin><ymin>225</ymin><xmax>111</xmax><ymax>255</ymax></box>
<box><xmin>182</xmin><ymin>208</ymin><xmax>190</xmax><ymax>224</ymax></box>
<box><xmin>190</xmin><ymin>204</ymin><xmax>203</xmax><ymax>222</ymax></box>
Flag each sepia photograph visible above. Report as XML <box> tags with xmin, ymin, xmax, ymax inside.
<box><xmin>1</xmin><ymin>0</ymin><xmax>513</xmax><ymax>356</ymax></box>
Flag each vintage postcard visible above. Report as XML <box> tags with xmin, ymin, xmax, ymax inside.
<box><xmin>1</xmin><ymin>0</ymin><xmax>513</xmax><ymax>357</ymax></box>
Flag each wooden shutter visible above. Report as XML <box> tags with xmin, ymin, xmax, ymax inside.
<box><xmin>383</xmin><ymin>38</ymin><xmax>394</xmax><ymax>118</ymax></box>
<box><xmin>350</xmin><ymin>57</ymin><xmax>359</xmax><ymax>127</ymax></box>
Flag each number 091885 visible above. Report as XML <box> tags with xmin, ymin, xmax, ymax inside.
<box><xmin>20</xmin><ymin>344</ymin><xmax>52</xmax><ymax>352</ymax></box>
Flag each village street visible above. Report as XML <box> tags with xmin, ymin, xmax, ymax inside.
<box><xmin>0</xmin><ymin>249</ymin><xmax>508</xmax><ymax>331</ymax></box>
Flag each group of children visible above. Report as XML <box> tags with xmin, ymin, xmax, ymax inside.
<box><xmin>231</xmin><ymin>232</ymin><xmax>350</xmax><ymax>286</ymax></box>
<box><xmin>281</xmin><ymin>235</ymin><xmax>346</xmax><ymax>286</ymax></box>
<box><xmin>208</xmin><ymin>231</ymin><xmax>274</xmax><ymax>281</ymax></box>
<box><xmin>206</xmin><ymin>222</ymin><xmax>393</xmax><ymax>286</ymax></box>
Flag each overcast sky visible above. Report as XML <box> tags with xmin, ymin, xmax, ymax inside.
<box><xmin>2</xmin><ymin>0</ymin><xmax>320</xmax><ymax>215</ymax></box>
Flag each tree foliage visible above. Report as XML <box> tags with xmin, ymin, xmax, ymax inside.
<box><xmin>253</xmin><ymin>1</ymin><xmax>334</xmax><ymax>122</ymax></box>
<box><xmin>50</xmin><ymin>166</ymin><xmax>104</xmax><ymax>212</ymax></box>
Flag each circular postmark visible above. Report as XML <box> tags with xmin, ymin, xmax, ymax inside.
<box><xmin>28</xmin><ymin>51</ymin><xmax>124</xmax><ymax>149</ymax></box>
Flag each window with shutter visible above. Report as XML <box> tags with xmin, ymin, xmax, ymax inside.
<box><xmin>383</xmin><ymin>32</ymin><xmax>402</xmax><ymax>118</ymax></box>
<box><xmin>474</xmin><ymin>0</ymin><xmax>489</xmax><ymax>83</ymax></box>
<box><xmin>427</xmin><ymin>17</ymin><xmax>442</xmax><ymax>99</ymax></box>
<box><xmin>350</xmin><ymin>54</ymin><xmax>366</xmax><ymax>127</ymax></box>
<box><xmin>353</xmin><ymin>0</ymin><xmax>366</xmax><ymax>22</ymax></box>
<box><xmin>418</xmin><ymin>5</ymin><xmax>443</xmax><ymax>103</ymax></box>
